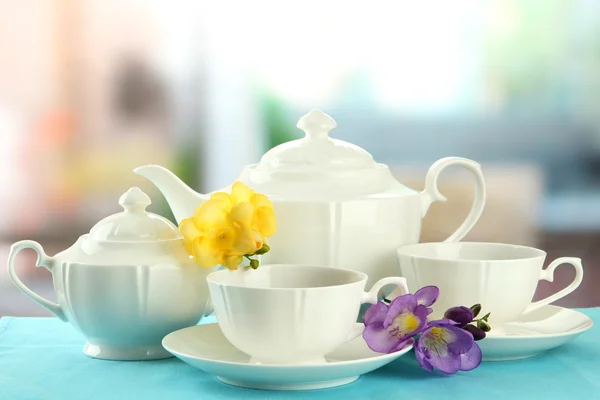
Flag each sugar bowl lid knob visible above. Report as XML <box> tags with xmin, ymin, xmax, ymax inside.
<box><xmin>119</xmin><ymin>187</ymin><xmax>152</xmax><ymax>213</ymax></box>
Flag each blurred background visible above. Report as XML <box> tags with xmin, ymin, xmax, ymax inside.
<box><xmin>2</xmin><ymin>0</ymin><xmax>600</xmax><ymax>317</ymax></box>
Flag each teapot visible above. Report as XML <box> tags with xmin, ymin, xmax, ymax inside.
<box><xmin>134</xmin><ymin>110</ymin><xmax>486</xmax><ymax>287</ymax></box>
<box><xmin>7</xmin><ymin>188</ymin><xmax>215</xmax><ymax>360</ymax></box>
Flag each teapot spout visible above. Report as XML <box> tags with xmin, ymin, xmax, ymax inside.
<box><xmin>134</xmin><ymin>165</ymin><xmax>208</xmax><ymax>224</ymax></box>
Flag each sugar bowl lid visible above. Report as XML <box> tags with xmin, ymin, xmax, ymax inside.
<box><xmin>88</xmin><ymin>187</ymin><xmax>181</xmax><ymax>242</ymax></box>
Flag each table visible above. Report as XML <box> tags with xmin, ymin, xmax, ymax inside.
<box><xmin>1</xmin><ymin>309</ymin><xmax>599</xmax><ymax>400</ymax></box>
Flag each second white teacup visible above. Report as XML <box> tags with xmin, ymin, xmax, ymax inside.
<box><xmin>207</xmin><ymin>264</ymin><xmax>409</xmax><ymax>365</ymax></box>
<box><xmin>397</xmin><ymin>242</ymin><xmax>584</xmax><ymax>334</ymax></box>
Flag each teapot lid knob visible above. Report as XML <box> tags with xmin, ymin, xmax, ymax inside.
<box><xmin>119</xmin><ymin>187</ymin><xmax>152</xmax><ymax>213</ymax></box>
<box><xmin>296</xmin><ymin>109</ymin><xmax>337</xmax><ymax>139</ymax></box>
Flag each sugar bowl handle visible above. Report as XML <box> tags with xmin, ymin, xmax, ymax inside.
<box><xmin>7</xmin><ymin>240</ymin><xmax>67</xmax><ymax>321</ymax></box>
<box><xmin>421</xmin><ymin>157</ymin><xmax>487</xmax><ymax>242</ymax></box>
<box><xmin>524</xmin><ymin>257</ymin><xmax>584</xmax><ymax>315</ymax></box>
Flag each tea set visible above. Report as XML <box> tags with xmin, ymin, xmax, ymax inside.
<box><xmin>6</xmin><ymin>109</ymin><xmax>593</xmax><ymax>390</ymax></box>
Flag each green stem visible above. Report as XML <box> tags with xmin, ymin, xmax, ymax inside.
<box><xmin>472</xmin><ymin>312</ymin><xmax>491</xmax><ymax>322</ymax></box>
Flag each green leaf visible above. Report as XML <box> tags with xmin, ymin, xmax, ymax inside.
<box><xmin>470</xmin><ymin>304</ymin><xmax>482</xmax><ymax>318</ymax></box>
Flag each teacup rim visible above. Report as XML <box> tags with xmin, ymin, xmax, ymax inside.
<box><xmin>206</xmin><ymin>263</ymin><xmax>368</xmax><ymax>290</ymax></box>
<box><xmin>396</xmin><ymin>241</ymin><xmax>547</xmax><ymax>263</ymax></box>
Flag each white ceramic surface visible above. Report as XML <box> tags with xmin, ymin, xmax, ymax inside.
<box><xmin>479</xmin><ymin>305</ymin><xmax>593</xmax><ymax>361</ymax></box>
<box><xmin>162</xmin><ymin>322</ymin><xmax>413</xmax><ymax>391</ymax></box>
<box><xmin>206</xmin><ymin>264</ymin><xmax>409</xmax><ymax>365</ymax></box>
<box><xmin>134</xmin><ymin>109</ymin><xmax>487</xmax><ymax>288</ymax></box>
<box><xmin>7</xmin><ymin>188</ymin><xmax>214</xmax><ymax>360</ymax></box>
<box><xmin>396</xmin><ymin>242</ymin><xmax>584</xmax><ymax>331</ymax></box>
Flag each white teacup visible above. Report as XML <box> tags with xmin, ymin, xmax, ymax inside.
<box><xmin>396</xmin><ymin>242</ymin><xmax>584</xmax><ymax>334</ymax></box>
<box><xmin>206</xmin><ymin>264</ymin><xmax>409</xmax><ymax>365</ymax></box>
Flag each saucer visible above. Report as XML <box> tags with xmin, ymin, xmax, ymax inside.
<box><xmin>479</xmin><ymin>305</ymin><xmax>593</xmax><ymax>361</ymax></box>
<box><xmin>162</xmin><ymin>323</ymin><xmax>413</xmax><ymax>391</ymax></box>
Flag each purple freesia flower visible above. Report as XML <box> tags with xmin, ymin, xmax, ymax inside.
<box><xmin>415</xmin><ymin>320</ymin><xmax>482</xmax><ymax>374</ymax></box>
<box><xmin>363</xmin><ymin>291</ymin><xmax>434</xmax><ymax>353</ymax></box>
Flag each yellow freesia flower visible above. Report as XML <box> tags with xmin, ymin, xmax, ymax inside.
<box><xmin>179</xmin><ymin>182</ymin><xmax>276</xmax><ymax>270</ymax></box>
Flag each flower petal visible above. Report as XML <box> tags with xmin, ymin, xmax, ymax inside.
<box><xmin>253</xmin><ymin>231</ymin><xmax>265</xmax><ymax>252</ymax></box>
<box><xmin>444</xmin><ymin>325</ymin><xmax>476</xmax><ymax>356</ymax></box>
<box><xmin>426</xmin><ymin>349</ymin><xmax>462</xmax><ymax>374</ymax></box>
<box><xmin>229</xmin><ymin>202</ymin><xmax>254</xmax><ymax>226</ymax></box>
<box><xmin>414</xmin><ymin>286</ymin><xmax>439</xmax><ymax>307</ymax></box>
<box><xmin>229</xmin><ymin>222</ymin><xmax>258</xmax><ymax>255</ymax></box>
<box><xmin>179</xmin><ymin>217</ymin><xmax>202</xmax><ymax>241</ymax></box>
<box><xmin>415</xmin><ymin>345</ymin><xmax>434</xmax><ymax>372</ymax></box>
<box><xmin>183</xmin><ymin>238</ymin><xmax>194</xmax><ymax>255</ymax></box>
<box><xmin>416</xmin><ymin>326</ymin><xmax>464</xmax><ymax>374</ymax></box>
<box><xmin>460</xmin><ymin>342</ymin><xmax>482</xmax><ymax>371</ymax></box>
<box><xmin>429</xmin><ymin>319</ymin><xmax>460</xmax><ymax>327</ymax></box>
<box><xmin>363</xmin><ymin>302</ymin><xmax>389</xmax><ymax>326</ymax></box>
<box><xmin>411</xmin><ymin>305</ymin><xmax>430</xmax><ymax>334</ymax></box>
<box><xmin>390</xmin><ymin>337</ymin><xmax>414</xmax><ymax>353</ymax></box>
<box><xmin>250</xmin><ymin>193</ymin><xmax>273</xmax><ymax>209</ymax></box>
<box><xmin>231</xmin><ymin>181</ymin><xmax>254</xmax><ymax>204</ymax></box>
<box><xmin>194</xmin><ymin>200</ymin><xmax>228</xmax><ymax>231</ymax></box>
<box><xmin>210</xmin><ymin>192</ymin><xmax>233</xmax><ymax>211</ymax></box>
<box><xmin>254</xmin><ymin>207</ymin><xmax>277</xmax><ymax>237</ymax></box>
<box><xmin>362</xmin><ymin>322</ymin><xmax>401</xmax><ymax>353</ymax></box>
<box><xmin>384</xmin><ymin>294</ymin><xmax>417</xmax><ymax>328</ymax></box>
<box><xmin>222</xmin><ymin>255</ymin><xmax>243</xmax><ymax>270</ymax></box>
<box><xmin>192</xmin><ymin>237</ymin><xmax>223</xmax><ymax>268</ymax></box>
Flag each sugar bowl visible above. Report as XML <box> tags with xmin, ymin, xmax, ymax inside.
<box><xmin>7</xmin><ymin>187</ymin><xmax>214</xmax><ymax>360</ymax></box>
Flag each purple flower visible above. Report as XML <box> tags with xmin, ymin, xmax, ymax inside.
<box><xmin>415</xmin><ymin>320</ymin><xmax>482</xmax><ymax>374</ymax></box>
<box><xmin>444</xmin><ymin>306</ymin><xmax>474</xmax><ymax>327</ymax></box>
<box><xmin>363</xmin><ymin>294</ymin><xmax>430</xmax><ymax>353</ymax></box>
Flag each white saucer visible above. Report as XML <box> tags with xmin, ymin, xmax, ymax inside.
<box><xmin>479</xmin><ymin>305</ymin><xmax>593</xmax><ymax>361</ymax></box>
<box><xmin>162</xmin><ymin>323</ymin><xmax>413</xmax><ymax>391</ymax></box>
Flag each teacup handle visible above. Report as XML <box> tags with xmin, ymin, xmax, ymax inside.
<box><xmin>7</xmin><ymin>240</ymin><xmax>67</xmax><ymax>321</ymax></box>
<box><xmin>524</xmin><ymin>257</ymin><xmax>584</xmax><ymax>315</ymax></box>
<box><xmin>346</xmin><ymin>277</ymin><xmax>410</xmax><ymax>342</ymax></box>
<box><xmin>421</xmin><ymin>157</ymin><xmax>487</xmax><ymax>242</ymax></box>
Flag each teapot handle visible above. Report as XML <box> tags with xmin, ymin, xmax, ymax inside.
<box><xmin>7</xmin><ymin>240</ymin><xmax>67</xmax><ymax>321</ymax></box>
<box><xmin>420</xmin><ymin>157</ymin><xmax>486</xmax><ymax>242</ymax></box>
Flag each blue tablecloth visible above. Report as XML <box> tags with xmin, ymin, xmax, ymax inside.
<box><xmin>1</xmin><ymin>309</ymin><xmax>599</xmax><ymax>400</ymax></box>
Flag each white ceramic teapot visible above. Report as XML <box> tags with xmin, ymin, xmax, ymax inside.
<box><xmin>134</xmin><ymin>110</ymin><xmax>486</xmax><ymax>287</ymax></box>
<box><xmin>7</xmin><ymin>187</ymin><xmax>214</xmax><ymax>360</ymax></box>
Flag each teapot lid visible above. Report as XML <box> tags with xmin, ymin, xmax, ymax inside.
<box><xmin>237</xmin><ymin>110</ymin><xmax>406</xmax><ymax>199</ymax></box>
<box><xmin>258</xmin><ymin>109</ymin><xmax>376</xmax><ymax>172</ymax></box>
<box><xmin>88</xmin><ymin>187</ymin><xmax>181</xmax><ymax>242</ymax></box>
